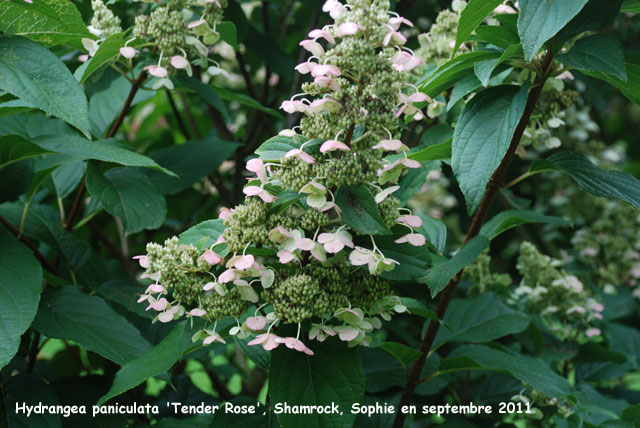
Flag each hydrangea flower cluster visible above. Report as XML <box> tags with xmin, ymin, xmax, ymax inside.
<box><xmin>513</xmin><ymin>242</ymin><xmax>604</xmax><ymax>341</ymax></box>
<box><xmin>135</xmin><ymin>0</ymin><xmax>429</xmax><ymax>354</ymax></box>
<box><xmin>415</xmin><ymin>0</ymin><xmax>466</xmax><ymax>67</ymax></box>
<box><xmin>84</xmin><ymin>0</ymin><xmax>227</xmax><ymax>90</ymax></box>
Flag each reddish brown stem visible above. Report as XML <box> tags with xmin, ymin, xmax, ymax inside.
<box><xmin>391</xmin><ymin>46</ymin><xmax>556</xmax><ymax>428</ymax></box>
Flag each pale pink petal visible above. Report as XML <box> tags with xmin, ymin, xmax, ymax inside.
<box><xmin>189</xmin><ymin>308</ymin><xmax>207</xmax><ymax>317</ymax></box>
<box><xmin>320</xmin><ymin>140</ymin><xmax>350</xmax><ymax>153</ymax></box>
<box><xmin>203</xmin><ymin>281</ymin><xmax>216</xmax><ymax>291</ymax></box>
<box><xmin>336</xmin><ymin>326</ymin><xmax>359</xmax><ymax>341</ymax></box>
<box><xmin>133</xmin><ymin>255</ymin><xmax>150</xmax><ymax>268</ymax></box>
<box><xmin>203</xmin><ymin>249</ymin><xmax>224</xmax><ymax>265</ymax></box>
<box><xmin>145</xmin><ymin>65</ymin><xmax>168</xmax><ymax>78</ymax></box>
<box><xmin>296</xmin><ymin>238</ymin><xmax>314</xmax><ymax>251</ymax></box>
<box><xmin>243</xmin><ymin>185</ymin><xmax>263</xmax><ymax>196</ymax></box>
<box><xmin>398</xmin><ymin>215</ymin><xmax>422</xmax><ymax>228</ymax></box>
<box><xmin>324</xmin><ymin>240</ymin><xmax>345</xmax><ymax>254</ymax></box>
<box><xmin>337</xmin><ymin>22</ymin><xmax>359</xmax><ymax>36</ymax></box>
<box><xmin>120</xmin><ymin>47</ymin><xmax>137</xmax><ymax>59</ymax></box>
<box><xmin>245</xmin><ymin>316</ymin><xmax>267</xmax><ymax>331</ymax></box>
<box><xmin>278</xmin><ymin>249</ymin><xmax>297</xmax><ymax>264</ymax></box>
<box><xmin>234</xmin><ymin>254</ymin><xmax>255</xmax><ymax>270</ymax></box>
<box><xmin>171</xmin><ymin>55</ymin><xmax>189</xmax><ymax>69</ymax></box>
<box><xmin>218</xmin><ymin>269</ymin><xmax>236</xmax><ymax>284</ymax></box>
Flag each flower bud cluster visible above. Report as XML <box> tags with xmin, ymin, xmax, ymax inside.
<box><xmin>415</xmin><ymin>2</ymin><xmax>466</xmax><ymax>67</ymax></box>
<box><xmin>89</xmin><ymin>0</ymin><xmax>122</xmax><ymax>37</ymax></box>
<box><xmin>135</xmin><ymin>0</ymin><xmax>428</xmax><ymax>354</ymax></box>
<box><xmin>513</xmin><ymin>242</ymin><xmax>604</xmax><ymax>341</ymax></box>
<box><xmin>85</xmin><ymin>0</ymin><xmax>227</xmax><ymax>90</ymax></box>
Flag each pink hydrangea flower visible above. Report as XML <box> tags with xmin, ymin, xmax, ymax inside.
<box><xmin>383</xmin><ymin>29</ymin><xmax>407</xmax><ymax>46</ymax></box>
<box><xmin>285</xmin><ymin>148</ymin><xmax>316</xmax><ymax>164</ymax></box>
<box><xmin>398</xmin><ymin>215</ymin><xmax>422</xmax><ymax>228</ymax></box>
<box><xmin>188</xmin><ymin>308</ymin><xmax>207</xmax><ymax>317</ymax></box>
<box><xmin>299</xmin><ymin>40</ymin><xmax>324</xmax><ymax>57</ymax></box>
<box><xmin>585</xmin><ymin>328</ymin><xmax>601</xmax><ymax>338</ymax></box>
<box><xmin>171</xmin><ymin>55</ymin><xmax>189</xmax><ymax>69</ymax></box>
<box><xmin>145</xmin><ymin>65</ymin><xmax>168</xmax><ymax>78</ymax></box>
<box><xmin>145</xmin><ymin>283</ymin><xmax>166</xmax><ymax>294</ymax></box>
<box><xmin>295</xmin><ymin>61</ymin><xmax>317</xmax><ymax>74</ymax></box>
<box><xmin>281</xmin><ymin>99</ymin><xmax>309</xmax><ymax>114</ymax></box>
<box><xmin>320</xmin><ymin>139</ymin><xmax>350</xmax><ymax>153</ymax></box>
<box><xmin>334</xmin><ymin>325</ymin><xmax>359</xmax><ymax>341</ymax></box>
<box><xmin>243</xmin><ymin>185</ymin><xmax>277</xmax><ymax>203</ymax></box>
<box><xmin>233</xmin><ymin>254</ymin><xmax>255</xmax><ymax>270</ymax></box>
<box><xmin>203</xmin><ymin>330</ymin><xmax>226</xmax><ymax>345</ymax></box>
<box><xmin>322</xmin><ymin>0</ymin><xmax>346</xmax><ymax>18</ymax></box>
<box><xmin>245</xmin><ymin>316</ymin><xmax>267</xmax><ymax>331</ymax></box>
<box><xmin>395</xmin><ymin>233</ymin><xmax>426</xmax><ymax>246</ymax></box>
<box><xmin>314</xmin><ymin>76</ymin><xmax>340</xmax><ymax>91</ymax></box>
<box><xmin>133</xmin><ymin>255</ymin><xmax>150</xmax><ymax>268</ymax></box>
<box><xmin>308</xmin><ymin>98</ymin><xmax>341</xmax><ymax>113</ymax></box>
<box><xmin>389</xmin><ymin>16</ymin><xmax>413</xmax><ymax>30</ymax></box>
<box><xmin>371</xmin><ymin>139</ymin><xmax>407</xmax><ymax>151</ymax></box>
<box><xmin>248</xmin><ymin>333</ymin><xmax>281</xmax><ymax>350</ymax></box>
<box><xmin>337</xmin><ymin>22</ymin><xmax>359</xmax><ymax>36</ymax></box>
<box><xmin>317</xmin><ymin>229</ymin><xmax>354</xmax><ymax>253</ymax></box>
<box><xmin>120</xmin><ymin>47</ymin><xmax>138</xmax><ymax>59</ymax></box>
<box><xmin>219</xmin><ymin>207</ymin><xmax>233</xmax><ymax>220</ymax></box>
<box><xmin>276</xmin><ymin>337</ymin><xmax>314</xmax><ymax>355</ymax></box>
<box><xmin>308</xmin><ymin>28</ymin><xmax>335</xmax><ymax>44</ymax></box>
<box><xmin>146</xmin><ymin>297</ymin><xmax>169</xmax><ymax>312</ymax></box>
<box><xmin>311</xmin><ymin>64</ymin><xmax>341</xmax><ymax>78</ymax></box>
<box><xmin>202</xmin><ymin>249</ymin><xmax>224</xmax><ymax>265</ymax></box>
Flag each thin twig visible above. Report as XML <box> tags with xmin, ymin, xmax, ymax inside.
<box><xmin>0</xmin><ymin>215</ymin><xmax>60</xmax><ymax>276</ymax></box>
<box><xmin>65</xmin><ymin>69</ymin><xmax>148</xmax><ymax>232</ymax></box>
<box><xmin>178</xmin><ymin>91</ymin><xmax>202</xmax><ymax>139</ymax></box>
<box><xmin>391</xmin><ymin>44</ymin><xmax>556</xmax><ymax>428</ymax></box>
<box><xmin>167</xmin><ymin>90</ymin><xmax>192</xmax><ymax>140</ymax></box>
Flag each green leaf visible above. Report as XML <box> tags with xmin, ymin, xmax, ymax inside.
<box><xmin>452</xmin><ymin>84</ymin><xmax>529</xmax><ymax>214</ymax></box>
<box><xmin>557</xmin><ymin>35</ymin><xmax>627</xmax><ymax>81</ymax></box>
<box><xmin>559</xmin><ymin>0</ymin><xmax>623</xmax><ymax>39</ymax></box>
<box><xmin>335</xmin><ymin>184</ymin><xmax>391</xmax><ymax>235</ymax></box>
<box><xmin>213</xmin><ymin>85</ymin><xmax>282</xmax><ymax>118</ymax></box>
<box><xmin>175</xmin><ymin>75</ymin><xmax>229</xmax><ymax>117</ymax></box>
<box><xmin>480</xmin><ymin>209</ymin><xmax>573</xmax><ymax>239</ymax></box>
<box><xmin>399</xmin><ymin>297</ymin><xmax>439</xmax><ymax>321</ymax></box>
<box><xmin>475</xmin><ymin>45</ymin><xmax>523</xmax><ymax>87</ymax></box>
<box><xmin>146</xmin><ymin>137</ymin><xmax>239</xmax><ymax>195</ymax></box>
<box><xmin>474</xmin><ymin>25</ymin><xmax>520</xmax><ymax>50</ymax></box>
<box><xmin>408</xmin><ymin>139</ymin><xmax>452</xmax><ymax>162</ymax></box>
<box><xmin>441</xmin><ymin>345</ymin><xmax>572</xmax><ymax>398</ymax></box>
<box><xmin>0</xmin><ymin>99</ymin><xmax>34</xmax><ymax>117</ymax></box>
<box><xmin>178</xmin><ymin>219</ymin><xmax>226</xmax><ymax>249</ymax></box>
<box><xmin>582</xmin><ymin>54</ymin><xmax>640</xmax><ymax>105</ymax></box>
<box><xmin>381</xmin><ymin>342</ymin><xmax>422</xmax><ymax>367</ymax></box>
<box><xmin>622</xmin><ymin>0</ymin><xmax>640</xmax><ymax>13</ymax></box>
<box><xmin>33</xmin><ymin>286</ymin><xmax>152</xmax><ymax>365</ymax></box>
<box><xmin>235</xmin><ymin>338</ymin><xmax>270</xmax><ymax>371</ymax></box>
<box><xmin>0</xmin><ymin>134</ymin><xmax>51</xmax><ymax>169</ymax></box>
<box><xmin>86</xmin><ymin>164</ymin><xmax>167</xmax><ymax>235</ymax></box>
<box><xmin>622</xmin><ymin>404</ymin><xmax>640</xmax><ymax>427</ymax></box>
<box><xmin>455</xmin><ymin>0</ymin><xmax>505</xmax><ymax>52</ymax></box>
<box><xmin>98</xmin><ymin>321</ymin><xmax>196</xmax><ymax>405</ymax></box>
<box><xmin>433</xmin><ymin>293</ymin><xmax>530</xmax><ymax>350</ymax></box>
<box><xmin>255</xmin><ymin>135</ymin><xmax>311</xmax><ymax>162</ymax></box>
<box><xmin>34</xmin><ymin>134</ymin><xmax>176</xmax><ymax>175</ymax></box>
<box><xmin>0</xmin><ymin>227</ymin><xmax>42</xmax><ymax>369</ymax></box>
<box><xmin>448</xmin><ymin>67</ymin><xmax>513</xmax><ymax>109</ymax></box>
<box><xmin>0</xmin><ymin>158</ymin><xmax>33</xmax><ymax>204</ymax></box>
<box><xmin>0</xmin><ymin>0</ymin><xmax>92</xmax><ymax>46</ymax></box>
<box><xmin>217</xmin><ymin>21</ymin><xmax>238</xmax><ymax>49</ymax></box>
<box><xmin>418</xmin><ymin>50</ymin><xmax>502</xmax><ymax>97</ymax></box>
<box><xmin>80</xmin><ymin>32</ymin><xmax>125</xmax><ymax>83</ymax></box>
<box><xmin>0</xmin><ymin>36</ymin><xmax>90</xmax><ymax>137</ymax></box>
<box><xmin>420</xmin><ymin>235</ymin><xmax>490</xmax><ymax>298</ymax></box>
<box><xmin>3</xmin><ymin>374</ymin><xmax>61</xmax><ymax>428</ymax></box>
<box><xmin>606</xmin><ymin>323</ymin><xmax>640</xmax><ymax>368</ymax></box>
<box><xmin>517</xmin><ymin>0</ymin><xmax>589</xmax><ymax>61</ymax></box>
<box><xmin>417</xmin><ymin>214</ymin><xmax>447</xmax><ymax>253</ymax></box>
<box><xmin>530</xmin><ymin>152</ymin><xmax>640</xmax><ymax>210</ymax></box>
<box><xmin>374</xmin><ymin>234</ymin><xmax>431</xmax><ymax>281</ymax></box>
<box><xmin>269</xmin><ymin>338</ymin><xmax>364</xmax><ymax>428</ymax></box>
<box><xmin>0</xmin><ymin>201</ymin><xmax>91</xmax><ymax>269</ymax></box>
